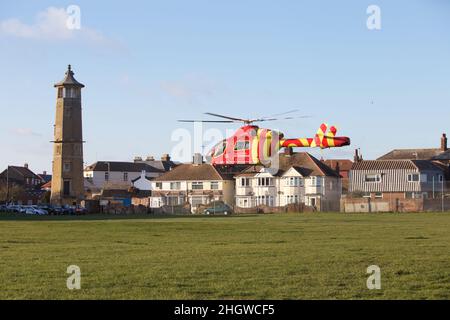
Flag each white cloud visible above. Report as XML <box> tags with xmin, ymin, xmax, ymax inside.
<box><xmin>160</xmin><ymin>74</ymin><xmax>219</xmax><ymax>104</ymax></box>
<box><xmin>0</xmin><ymin>7</ymin><xmax>116</xmax><ymax>46</ymax></box>
<box><xmin>12</xmin><ymin>128</ymin><xmax>42</xmax><ymax>137</ymax></box>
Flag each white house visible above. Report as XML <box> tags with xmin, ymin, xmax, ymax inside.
<box><xmin>150</xmin><ymin>159</ymin><xmax>235</xmax><ymax>212</ymax></box>
<box><xmin>235</xmin><ymin>152</ymin><xmax>342</xmax><ymax>211</ymax></box>
<box><xmin>84</xmin><ymin>161</ymin><xmax>163</xmax><ymax>190</ymax></box>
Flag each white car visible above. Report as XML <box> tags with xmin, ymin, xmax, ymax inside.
<box><xmin>25</xmin><ymin>208</ymin><xmax>48</xmax><ymax>215</ymax></box>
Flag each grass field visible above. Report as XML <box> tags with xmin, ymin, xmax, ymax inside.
<box><xmin>0</xmin><ymin>212</ymin><xmax>449</xmax><ymax>300</ymax></box>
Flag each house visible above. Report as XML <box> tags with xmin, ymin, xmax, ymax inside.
<box><xmin>322</xmin><ymin>159</ymin><xmax>353</xmax><ymax>194</ymax></box>
<box><xmin>378</xmin><ymin>133</ymin><xmax>450</xmax><ymax>163</ymax></box>
<box><xmin>0</xmin><ymin>164</ymin><xmax>44</xmax><ymax>189</ymax></box>
<box><xmin>0</xmin><ymin>164</ymin><xmax>46</xmax><ymax>204</ymax></box>
<box><xmin>349</xmin><ymin>160</ymin><xmax>445</xmax><ymax>199</ymax></box>
<box><xmin>235</xmin><ymin>152</ymin><xmax>342</xmax><ymax>211</ymax></box>
<box><xmin>150</xmin><ymin>156</ymin><xmax>235</xmax><ymax>211</ymax></box>
<box><xmin>84</xmin><ymin>161</ymin><xmax>163</xmax><ymax>190</ymax></box>
<box><xmin>37</xmin><ymin>171</ymin><xmax>52</xmax><ymax>184</ymax></box>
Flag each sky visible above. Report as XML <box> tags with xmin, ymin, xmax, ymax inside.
<box><xmin>1</xmin><ymin>0</ymin><xmax>450</xmax><ymax>174</ymax></box>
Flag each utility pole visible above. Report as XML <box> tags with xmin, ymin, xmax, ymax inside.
<box><xmin>432</xmin><ymin>176</ymin><xmax>435</xmax><ymax>199</ymax></box>
<box><xmin>6</xmin><ymin>165</ymin><xmax>10</xmax><ymax>203</ymax></box>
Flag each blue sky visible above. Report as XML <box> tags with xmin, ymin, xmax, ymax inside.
<box><xmin>1</xmin><ymin>0</ymin><xmax>450</xmax><ymax>173</ymax></box>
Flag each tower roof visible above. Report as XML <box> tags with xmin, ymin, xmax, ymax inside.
<box><xmin>54</xmin><ymin>65</ymin><xmax>85</xmax><ymax>88</ymax></box>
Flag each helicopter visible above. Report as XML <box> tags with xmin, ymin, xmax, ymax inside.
<box><xmin>179</xmin><ymin>111</ymin><xmax>351</xmax><ymax>165</ymax></box>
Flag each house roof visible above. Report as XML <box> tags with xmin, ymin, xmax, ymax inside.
<box><xmin>41</xmin><ymin>181</ymin><xmax>51</xmax><ymax>189</ymax></box>
<box><xmin>377</xmin><ymin>148</ymin><xmax>444</xmax><ymax>160</ymax></box>
<box><xmin>322</xmin><ymin>159</ymin><xmax>353</xmax><ymax>172</ymax></box>
<box><xmin>153</xmin><ymin>163</ymin><xmax>234</xmax><ymax>181</ymax></box>
<box><xmin>279</xmin><ymin>152</ymin><xmax>340</xmax><ymax>177</ymax></box>
<box><xmin>54</xmin><ymin>65</ymin><xmax>85</xmax><ymax>88</ymax></box>
<box><xmin>131</xmin><ymin>175</ymin><xmax>152</xmax><ymax>183</ymax></box>
<box><xmin>136</xmin><ymin>160</ymin><xmax>179</xmax><ymax>172</ymax></box>
<box><xmin>236</xmin><ymin>152</ymin><xmax>340</xmax><ymax>178</ymax></box>
<box><xmin>351</xmin><ymin>160</ymin><xmax>444</xmax><ymax>172</ymax></box>
<box><xmin>37</xmin><ymin>173</ymin><xmax>52</xmax><ymax>183</ymax></box>
<box><xmin>85</xmin><ymin>161</ymin><xmax>163</xmax><ymax>173</ymax></box>
<box><xmin>0</xmin><ymin>166</ymin><xmax>42</xmax><ymax>181</ymax></box>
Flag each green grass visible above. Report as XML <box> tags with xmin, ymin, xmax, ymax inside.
<box><xmin>0</xmin><ymin>212</ymin><xmax>449</xmax><ymax>300</ymax></box>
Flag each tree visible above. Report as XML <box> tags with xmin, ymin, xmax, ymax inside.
<box><xmin>0</xmin><ymin>182</ymin><xmax>25</xmax><ymax>202</ymax></box>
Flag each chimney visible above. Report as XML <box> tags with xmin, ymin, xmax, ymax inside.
<box><xmin>161</xmin><ymin>154</ymin><xmax>171</xmax><ymax>161</ymax></box>
<box><xmin>134</xmin><ymin>156</ymin><xmax>143</xmax><ymax>162</ymax></box>
<box><xmin>43</xmin><ymin>171</ymin><xmax>47</xmax><ymax>175</ymax></box>
<box><xmin>193</xmin><ymin>153</ymin><xmax>203</xmax><ymax>165</ymax></box>
<box><xmin>146</xmin><ymin>155</ymin><xmax>155</xmax><ymax>161</ymax></box>
<box><xmin>354</xmin><ymin>149</ymin><xmax>362</xmax><ymax>162</ymax></box>
<box><xmin>441</xmin><ymin>133</ymin><xmax>447</xmax><ymax>151</ymax></box>
<box><xmin>24</xmin><ymin>163</ymin><xmax>29</xmax><ymax>169</ymax></box>
<box><xmin>284</xmin><ymin>147</ymin><xmax>293</xmax><ymax>156</ymax></box>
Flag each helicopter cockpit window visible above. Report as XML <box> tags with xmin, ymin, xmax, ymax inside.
<box><xmin>234</xmin><ymin>141</ymin><xmax>250</xmax><ymax>151</ymax></box>
<box><xmin>214</xmin><ymin>141</ymin><xmax>226</xmax><ymax>157</ymax></box>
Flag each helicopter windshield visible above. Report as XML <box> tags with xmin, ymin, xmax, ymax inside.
<box><xmin>213</xmin><ymin>140</ymin><xmax>227</xmax><ymax>157</ymax></box>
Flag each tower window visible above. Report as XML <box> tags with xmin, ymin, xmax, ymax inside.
<box><xmin>58</xmin><ymin>88</ymin><xmax>63</xmax><ymax>98</ymax></box>
<box><xmin>123</xmin><ymin>172</ymin><xmax>128</xmax><ymax>181</ymax></box>
<box><xmin>63</xmin><ymin>180</ymin><xmax>71</xmax><ymax>196</ymax></box>
<box><xmin>63</xmin><ymin>162</ymin><xmax>71</xmax><ymax>172</ymax></box>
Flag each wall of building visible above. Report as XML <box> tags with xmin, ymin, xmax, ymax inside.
<box><xmin>84</xmin><ymin>170</ymin><xmax>159</xmax><ymax>190</ymax></box>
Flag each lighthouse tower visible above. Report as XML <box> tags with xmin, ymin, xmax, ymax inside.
<box><xmin>50</xmin><ymin>65</ymin><xmax>85</xmax><ymax>205</ymax></box>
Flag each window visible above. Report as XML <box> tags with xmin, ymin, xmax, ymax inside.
<box><xmin>170</xmin><ymin>182</ymin><xmax>181</xmax><ymax>190</ymax></box>
<box><xmin>214</xmin><ymin>141</ymin><xmax>227</xmax><ymax>157</ymax></box>
<box><xmin>57</xmin><ymin>88</ymin><xmax>63</xmax><ymax>98</ymax></box>
<box><xmin>234</xmin><ymin>140</ymin><xmax>250</xmax><ymax>150</ymax></box>
<box><xmin>406</xmin><ymin>192</ymin><xmax>422</xmax><ymax>199</ymax></box>
<box><xmin>439</xmin><ymin>175</ymin><xmax>444</xmax><ymax>182</ymax></box>
<box><xmin>374</xmin><ymin>192</ymin><xmax>383</xmax><ymax>199</ymax></box>
<box><xmin>240</xmin><ymin>178</ymin><xmax>250</xmax><ymax>187</ymax></box>
<box><xmin>63</xmin><ymin>162</ymin><xmax>71</xmax><ymax>172</ymax></box>
<box><xmin>365</xmin><ymin>174</ymin><xmax>381</xmax><ymax>183</ymax></box>
<box><xmin>310</xmin><ymin>176</ymin><xmax>322</xmax><ymax>186</ymax></box>
<box><xmin>286</xmin><ymin>177</ymin><xmax>301</xmax><ymax>187</ymax></box>
<box><xmin>192</xmin><ymin>182</ymin><xmax>203</xmax><ymax>190</ymax></box>
<box><xmin>155</xmin><ymin>182</ymin><xmax>162</xmax><ymax>189</ymax></box>
<box><xmin>257</xmin><ymin>177</ymin><xmax>273</xmax><ymax>186</ymax></box>
<box><xmin>363</xmin><ymin>192</ymin><xmax>371</xmax><ymax>198</ymax></box>
<box><xmin>105</xmin><ymin>172</ymin><xmax>109</xmax><ymax>181</ymax></box>
<box><xmin>123</xmin><ymin>172</ymin><xmax>128</xmax><ymax>181</ymax></box>
<box><xmin>407</xmin><ymin>174</ymin><xmax>420</xmax><ymax>182</ymax></box>
<box><xmin>211</xmin><ymin>181</ymin><xmax>219</xmax><ymax>190</ymax></box>
<box><xmin>63</xmin><ymin>87</ymin><xmax>80</xmax><ymax>98</ymax></box>
<box><xmin>63</xmin><ymin>180</ymin><xmax>71</xmax><ymax>196</ymax></box>
<box><xmin>286</xmin><ymin>195</ymin><xmax>299</xmax><ymax>204</ymax></box>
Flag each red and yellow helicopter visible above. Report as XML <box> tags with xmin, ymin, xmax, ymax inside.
<box><xmin>179</xmin><ymin>111</ymin><xmax>351</xmax><ymax>165</ymax></box>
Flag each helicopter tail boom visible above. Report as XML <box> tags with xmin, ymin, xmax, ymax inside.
<box><xmin>280</xmin><ymin>123</ymin><xmax>350</xmax><ymax>149</ymax></box>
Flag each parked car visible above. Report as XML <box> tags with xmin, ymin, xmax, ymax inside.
<box><xmin>203</xmin><ymin>202</ymin><xmax>233</xmax><ymax>215</ymax></box>
<box><xmin>75</xmin><ymin>206</ymin><xmax>87</xmax><ymax>215</ymax></box>
<box><xmin>25</xmin><ymin>207</ymin><xmax>48</xmax><ymax>215</ymax></box>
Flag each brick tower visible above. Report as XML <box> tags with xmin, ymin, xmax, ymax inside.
<box><xmin>50</xmin><ymin>65</ymin><xmax>85</xmax><ymax>205</ymax></box>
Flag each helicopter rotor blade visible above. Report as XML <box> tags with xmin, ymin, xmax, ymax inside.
<box><xmin>252</xmin><ymin>115</ymin><xmax>311</xmax><ymax>122</ymax></box>
<box><xmin>263</xmin><ymin>109</ymin><xmax>300</xmax><ymax>118</ymax></box>
<box><xmin>204</xmin><ymin>112</ymin><xmax>248</xmax><ymax>122</ymax></box>
<box><xmin>178</xmin><ymin>120</ymin><xmax>235</xmax><ymax>123</ymax></box>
